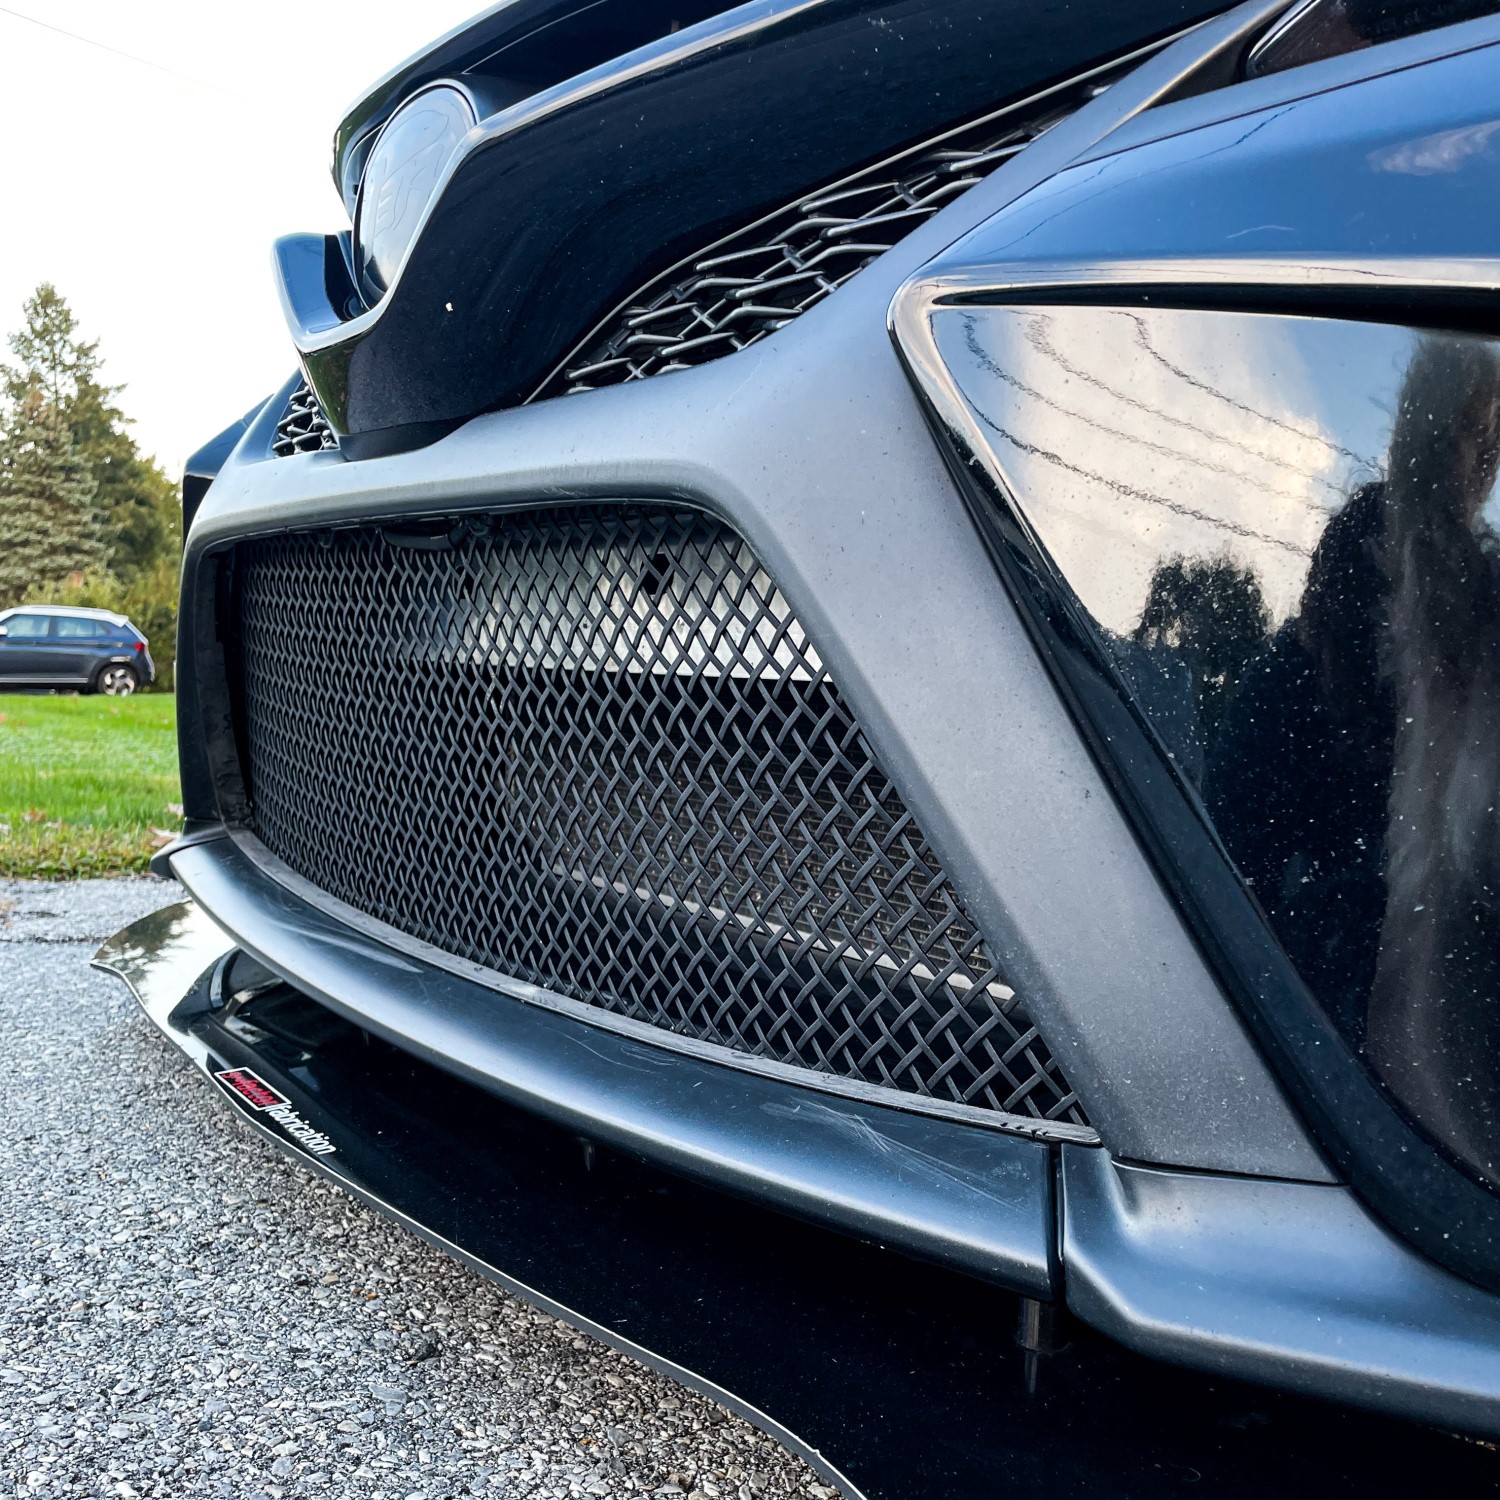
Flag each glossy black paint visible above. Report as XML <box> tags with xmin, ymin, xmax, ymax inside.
<box><xmin>94</xmin><ymin>902</ymin><xmax>1500</xmax><ymax>1499</ymax></box>
<box><xmin>939</xmin><ymin>28</ymin><xmax>1500</xmax><ymax>273</ymax></box>
<box><xmin>332</xmin><ymin>0</ymin><xmax>738</xmax><ymax>216</ymax></box>
<box><xmin>893</xmin><ymin>28</ymin><xmax>1500</xmax><ymax>1291</ymax></box>
<box><xmin>291</xmin><ymin>0</ymin><xmax>1228</xmax><ymax>453</ymax></box>
<box><xmin>918</xmin><ymin>299</ymin><xmax>1500</xmax><ymax>1252</ymax></box>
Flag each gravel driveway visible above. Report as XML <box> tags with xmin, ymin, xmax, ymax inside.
<box><xmin>0</xmin><ymin>879</ymin><xmax>822</xmax><ymax>1500</ymax></box>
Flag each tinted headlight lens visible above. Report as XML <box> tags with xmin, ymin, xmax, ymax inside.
<box><xmin>353</xmin><ymin>84</ymin><xmax>476</xmax><ymax>304</ymax></box>
<box><xmin>899</xmin><ymin>286</ymin><xmax>1500</xmax><ymax>1196</ymax></box>
<box><xmin>1245</xmin><ymin>0</ymin><xmax>1500</xmax><ymax>79</ymax></box>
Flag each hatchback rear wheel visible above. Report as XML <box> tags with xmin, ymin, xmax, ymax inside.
<box><xmin>94</xmin><ymin>663</ymin><xmax>139</xmax><ymax>696</ymax></box>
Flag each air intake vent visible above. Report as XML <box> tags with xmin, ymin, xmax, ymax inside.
<box><xmin>233</xmin><ymin>505</ymin><xmax>1087</xmax><ymax>1129</ymax></box>
<box><xmin>270</xmin><ymin>380</ymin><xmax>338</xmax><ymax>457</ymax></box>
<box><xmin>537</xmin><ymin>68</ymin><xmax>1123</xmax><ymax>399</ymax></box>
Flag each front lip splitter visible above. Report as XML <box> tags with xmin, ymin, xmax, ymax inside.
<box><xmin>92</xmin><ymin>900</ymin><xmax>1500</xmax><ymax>1500</ymax></box>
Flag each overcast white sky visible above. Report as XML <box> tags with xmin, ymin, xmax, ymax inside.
<box><xmin>0</xmin><ymin>1</ymin><xmax>486</xmax><ymax>477</ymax></box>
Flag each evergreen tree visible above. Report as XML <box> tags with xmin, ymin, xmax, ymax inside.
<box><xmin>3</xmin><ymin>283</ymin><xmax>92</xmax><ymax>411</ymax></box>
<box><xmin>3</xmin><ymin>284</ymin><xmax>178</xmax><ymax>581</ymax></box>
<box><xmin>69</xmin><ymin>371</ymin><xmax>180</xmax><ymax>578</ymax></box>
<box><xmin>0</xmin><ymin>385</ymin><xmax>106</xmax><ymax>603</ymax></box>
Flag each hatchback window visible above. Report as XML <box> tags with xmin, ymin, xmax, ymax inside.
<box><xmin>3</xmin><ymin>614</ymin><xmax>52</xmax><ymax>639</ymax></box>
<box><xmin>54</xmin><ymin>616</ymin><xmax>105</xmax><ymax>638</ymax></box>
<box><xmin>54</xmin><ymin>617</ymin><xmax>104</xmax><ymax>638</ymax></box>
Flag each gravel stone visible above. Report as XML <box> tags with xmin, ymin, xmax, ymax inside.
<box><xmin>0</xmin><ymin>879</ymin><xmax>823</xmax><ymax>1499</ymax></box>
<box><xmin>0</xmin><ymin>878</ymin><xmax>172</xmax><ymax>947</ymax></box>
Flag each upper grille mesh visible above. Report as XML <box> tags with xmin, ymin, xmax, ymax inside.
<box><xmin>538</xmin><ymin>72</ymin><xmax>1118</xmax><ymax>398</ymax></box>
<box><xmin>235</xmin><ymin>506</ymin><xmax>1087</xmax><ymax>1126</ymax></box>
<box><xmin>271</xmin><ymin>381</ymin><xmax>338</xmax><ymax>457</ymax></box>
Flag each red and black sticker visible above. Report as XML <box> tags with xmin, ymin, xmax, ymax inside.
<box><xmin>215</xmin><ymin>1067</ymin><xmax>287</xmax><ymax>1110</ymax></box>
<box><xmin>212</xmin><ymin>1066</ymin><xmax>337</xmax><ymax>1156</ymax></box>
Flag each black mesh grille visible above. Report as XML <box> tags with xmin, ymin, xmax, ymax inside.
<box><xmin>271</xmin><ymin>381</ymin><xmax>338</xmax><ymax>457</ymax></box>
<box><xmin>234</xmin><ymin>506</ymin><xmax>1087</xmax><ymax>1125</ymax></box>
<box><xmin>537</xmin><ymin>67</ymin><xmax>1125</xmax><ymax>399</ymax></box>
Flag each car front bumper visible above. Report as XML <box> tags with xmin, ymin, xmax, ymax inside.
<box><xmin>119</xmin><ymin>0</ymin><xmax>1500</xmax><ymax>1471</ymax></box>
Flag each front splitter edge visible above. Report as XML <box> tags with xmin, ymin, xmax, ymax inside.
<box><xmin>92</xmin><ymin>901</ymin><xmax>864</xmax><ymax>1496</ymax></box>
<box><xmin>94</xmin><ymin>902</ymin><xmax>1500</xmax><ymax>1500</ymax></box>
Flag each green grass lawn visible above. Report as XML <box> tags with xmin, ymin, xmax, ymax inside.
<box><xmin>0</xmin><ymin>694</ymin><xmax>181</xmax><ymax>877</ymax></box>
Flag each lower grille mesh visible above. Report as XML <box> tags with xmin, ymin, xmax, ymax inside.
<box><xmin>235</xmin><ymin>506</ymin><xmax>1086</xmax><ymax>1125</ymax></box>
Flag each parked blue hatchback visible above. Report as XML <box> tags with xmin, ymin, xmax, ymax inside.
<box><xmin>0</xmin><ymin>605</ymin><xmax>155</xmax><ymax>695</ymax></box>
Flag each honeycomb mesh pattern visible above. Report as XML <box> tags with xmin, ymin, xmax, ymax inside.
<box><xmin>235</xmin><ymin>506</ymin><xmax>1087</xmax><ymax>1124</ymax></box>
<box><xmin>271</xmin><ymin>381</ymin><xmax>338</xmax><ymax>457</ymax></box>
<box><xmin>539</xmin><ymin>67</ymin><xmax>1126</xmax><ymax>398</ymax></box>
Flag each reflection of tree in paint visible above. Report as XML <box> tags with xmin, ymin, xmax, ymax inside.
<box><xmin>1367</xmin><ymin>333</ymin><xmax>1500</xmax><ymax>1183</ymax></box>
<box><xmin>1204</xmin><ymin>482</ymin><xmax>1394</xmax><ymax>1046</ymax></box>
<box><xmin>1133</xmin><ymin>555</ymin><xmax>1270</xmax><ymax>753</ymax></box>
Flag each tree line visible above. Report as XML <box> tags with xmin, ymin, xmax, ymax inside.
<box><xmin>0</xmin><ymin>285</ymin><xmax>181</xmax><ymax>687</ymax></box>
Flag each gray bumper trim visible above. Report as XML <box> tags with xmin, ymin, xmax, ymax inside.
<box><xmin>181</xmin><ymin>0</ymin><xmax>1332</xmax><ymax>1183</ymax></box>
<box><xmin>1062</xmin><ymin>1146</ymin><xmax>1500</xmax><ymax>1435</ymax></box>
<box><xmin>168</xmin><ymin>832</ymin><xmax>1060</xmax><ymax>1296</ymax></box>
